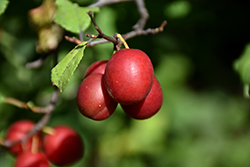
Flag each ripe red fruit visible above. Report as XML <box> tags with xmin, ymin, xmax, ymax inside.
<box><xmin>5</xmin><ymin>120</ymin><xmax>41</xmax><ymax>157</ymax></box>
<box><xmin>42</xmin><ymin>125</ymin><xmax>83</xmax><ymax>166</ymax></box>
<box><xmin>14</xmin><ymin>152</ymin><xmax>50</xmax><ymax>167</ymax></box>
<box><xmin>84</xmin><ymin>60</ymin><xmax>108</xmax><ymax>78</ymax></box>
<box><xmin>77</xmin><ymin>73</ymin><xmax>118</xmax><ymax>120</ymax></box>
<box><xmin>104</xmin><ymin>48</ymin><xmax>154</xmax><ymax>105</ymax></box>
<box><xmin>121</xmin><ymin>77</ymin><xmax>163</xmax><ymax>119</ymax></box>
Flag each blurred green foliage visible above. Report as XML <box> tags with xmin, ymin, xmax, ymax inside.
<box><xmin>54</xmin><ymin>0</ymin><xmax>99</xmax><ymax>34</ymax></box>
<box><xmin>1</xmin><ymin>0</ymin><xmax>250</xmax><ymax>167</ymax></box>
<box><xmin>0</xmin><ymin>0</ymin><xmax>9</xmax><ymax>16</ymax></box>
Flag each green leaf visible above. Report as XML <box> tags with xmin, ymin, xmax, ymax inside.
<box><xmin>234</xmin><ymin>43</ymin><xmax>250</xmax><ymax>84</ymax></box>
<box><xmin>54</xmin><ymin>0</ymin><xmax>99</xmax><ymax>34</ymax></box>
<box><xmin>233</xmin><ymin>43</ymin><xmax>250</xmax><ymax>98</ymax></box>
<box><xmin>51</xmin><ymin>41</ymin><xmax>87</xmax><ymax>92</ymax></box>
<box><xmin>0</xmin><ymin>0</ymin><xmax>9</xmax><ymax>16</ymax></box>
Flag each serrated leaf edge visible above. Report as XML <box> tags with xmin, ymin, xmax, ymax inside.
<box><xmin>51</xmin><ymin>42</ymin><xmax>87</xmax><ymax>92</ymax></box>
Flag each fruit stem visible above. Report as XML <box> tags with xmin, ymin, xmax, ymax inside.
<box><xmin>42</xmin><ymin>126</ymin><xmax>55</xmax><ymax>135</ymax></box>
<box><xmin>31</xmin><ymin>135</ymin><xmax>39</xmax><ymax>154</ymax></box>
<box><xmin>116</xmin><ymin>33</ymin><xmax>129</xmax><ymax>49</ymax></box>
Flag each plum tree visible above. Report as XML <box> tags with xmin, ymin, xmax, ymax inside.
<box><xmin>0</xmin><ymin>0</ymin><xmax>166</xmax><ymax>165</ymax></box>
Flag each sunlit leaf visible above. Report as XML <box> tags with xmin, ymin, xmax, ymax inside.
<box><xmin>234</xmin><ymin>43</ymin><xmax>250</xmax><ymax>84</ymax></box>
<box><xmin>54</xmin><ymin>0</ymin><xmax>99</xmax><ymax>34</ymax></box>
<box><xmin>0</xmin><ymin>0</ymin><xmax>9</xmax><ymax>16</ymax></box>
<box><xmin>51</xmin><ymin>41</ymin><xmax>87</xmax><ymax>92</ymax></box>
<box><xmin>233</xmin><ymin>43</ymin><xmax>250</xmax><ymax>97</ymax></box>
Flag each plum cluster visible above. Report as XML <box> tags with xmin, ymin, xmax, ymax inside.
<box><xmin>5</xmin><ymin>120</ymin><xmax>84</xmax><ymax>167</ymax></box>
<box><xmin>77</xmin><ymin>48</ymin><xmax>163</xmax><ymax>120</ymax></box>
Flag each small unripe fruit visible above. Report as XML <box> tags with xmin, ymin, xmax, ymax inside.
<box><xmin>104</xmin><ymin>49</ymin><xmax>154</xmax><ymax>105</ymax></box>
<box><xmin>43</xmin><ymin>125</ymin><xmax>83</xmax><ymax>166</ymax></box>
<box><xmin>77</xmin><ymin>73</ymin><xmax>117</xmax><ymax>120</ymax></box>
<box><xmin>121</xmin><ymin>77</ymin><xmax>163</xmax><ymax>119</ymax></box>
<box><xmin>14</xmin><ymin>152</ymin><xmax>50</xmax><ymax>167</ymax></box>
<box><xmin>5</xmin><ymin>120</ymin><xmax>41</xmax><ymax>157</ymax></box>
<box><xmin>84</xmin><ymin>60</ymin><xmax>108</xmax><ymax>78</ymax></box>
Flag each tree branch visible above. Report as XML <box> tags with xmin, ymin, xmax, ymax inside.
<box><xmin>87</xmin><ymin>11</ymin><xmax>118</xmax><ymax>45</ymax></box>
<box><xmin>88</xmin><ymin>0</ymin><xmax>149</xmax><ymax>31</ymax></box>
<box><xmin>1</xmin><ymin>89</ymin><xmax>59</xmax><ymax>148</ymax></box>
<box><xmin>123</xmin><ymin>20</ymin><xmax>167</xmax><ymax>39</ymax></box>
<box><xmin>84</xmin><ymin>20</ymin><xmax>167</xmax><ymax>47</ymax></box>
<box><xmin>2</xmin><ymin>89</ymin><xmax>59</xmax><ymax>114</ymax></box>
<box><xmin>26</xmin><ymin>51</ymin><xmax>53</xmax><ymax>69</ymax></box>
<box><xmin>88</xmin><ymin>0</ymin><xmax>132</xmax><ymax>7</ymax></box>
<box><xmin>66</xmin><ymin>0</ymin><xmax>166</xmax><ymax>47</ymax></box>
<box><xmin>26</xmin><ymin>43</ymin><xmax>60</xmax><ymax>69</ymax></box>
<box><xmin>133</xmin><ymin>0</ymin><xmax>149</xmax><ymax>30</ymax></box>
<box><xmin>3</xmin><ymin>112</ymin><xmax>52</xmax><ymax>148</ymax></box>
<box><xmin>1</xmin><ymin>97</ymin><xmax>30</xmax><ymax>110</ymax></box>
<box><xmin>65</xmin><ymin>36</ymin><xmax>82</xmax><ymax>45</ymax></box>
